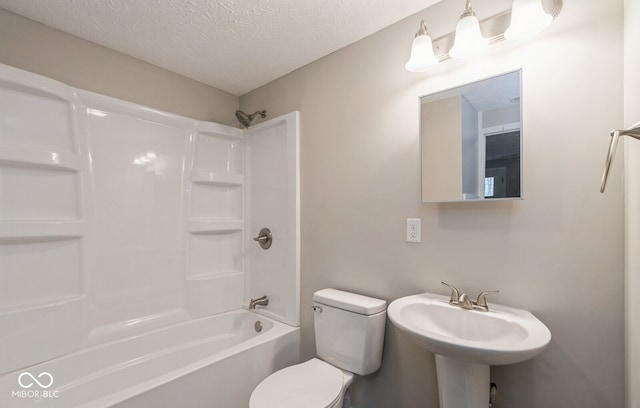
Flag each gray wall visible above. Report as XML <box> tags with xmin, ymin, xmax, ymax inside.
<box><xmin>0</xmin><ymin>8</ymin><xmax>238</xmax><ymax>125</ymax></box>
<box><xmin>241</xmin><ymin>0</ymin><xmax>625</xmax><ymax>407</ymax></box>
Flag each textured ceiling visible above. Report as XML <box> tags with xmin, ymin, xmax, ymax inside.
<box><xmin>0</xmin><ymin>0</ymin><xmax>442</xmax><ymax>96</ymax></box>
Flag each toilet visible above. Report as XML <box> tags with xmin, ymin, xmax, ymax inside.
<box><xmin>249</xmin><ymin>288</ymin><xmax>387</xmax><ymax>408</ymax></box>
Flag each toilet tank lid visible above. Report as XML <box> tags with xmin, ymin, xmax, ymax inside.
<box><xmin>313</xmin><ymin>289</ymin><xmax>387</xmax><ymax>315</ymax></box>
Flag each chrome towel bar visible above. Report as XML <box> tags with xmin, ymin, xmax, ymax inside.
<box><xmin>600</xmin><ymin>121</ymin><xmax>640</xmax><ymax>193</ymax></box>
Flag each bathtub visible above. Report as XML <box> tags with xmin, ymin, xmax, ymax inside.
<box><xmin>0</xmin><ymin>310</ymin><xmax>300</xmax><ymax>408</ymax></box>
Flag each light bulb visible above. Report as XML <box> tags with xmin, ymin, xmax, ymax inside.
<box><xmin>405</xmin><ymin>33</ymin><xmax>438</xmax><ymax>72</ymax></box>
<box><xmin>449</xmin><ymin>13</ymin><xmax>487</xmax><ymax>59</ymax></box>
<box><xmin>505</xmin><ymin>0</ymin><xmax>552</xmax><ymax>40</ymax></box>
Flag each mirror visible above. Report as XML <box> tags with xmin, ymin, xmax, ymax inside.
<box><xmin>420</xmin><ymin>70</ymin><xmax>522</xmax><ymax>202</ymax></box>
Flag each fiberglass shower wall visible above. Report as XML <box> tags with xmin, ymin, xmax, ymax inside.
<box><xmin>0</xmin><ymin>63</ymin><xmax>299</xmax><ymax>375</ymax></box>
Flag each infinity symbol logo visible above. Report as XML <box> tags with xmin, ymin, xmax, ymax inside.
<box><xmin>18</xmin><ymin>372</ymin><xmax>53</xmax><ymax>389</ymax></box>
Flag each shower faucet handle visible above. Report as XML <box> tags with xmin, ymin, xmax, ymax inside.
<box><xmin>253</xmin><ymin>228</ymin><xmax>272</xmax><ymax>249</ymax></box>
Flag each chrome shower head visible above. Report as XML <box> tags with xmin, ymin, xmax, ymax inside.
<box><xmin>235</xmin><ymin>110</ymin><xmax>267</xmax><ymax>129</ymax></box>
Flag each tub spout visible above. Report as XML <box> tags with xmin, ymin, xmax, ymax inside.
<box><xmin>249</xmin><ymin>296</ymin><xmax>269</xmax><ymax>310</ymax></box>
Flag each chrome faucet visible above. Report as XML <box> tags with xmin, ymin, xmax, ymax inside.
<box><xmin>457</xmin><ymin>292</ymin><xmax>474</xmax><ymax>310</ymax></box>
<box><xmin>441</xmin><ymin>282</ymin><xmax>498</xmax><ymax>312</ymax></box>
<box><xmin>249</xmin><ymin>295</ymin><xmax>269</xmax><ymax>310</ymax></box>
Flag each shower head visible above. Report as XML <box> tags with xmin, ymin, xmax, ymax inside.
<box><xmin>235</xmin><ymin>110</ymin><xmax>267</xmax><ymax>129</ymax></box>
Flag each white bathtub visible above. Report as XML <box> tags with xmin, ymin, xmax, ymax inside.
<box><xmin>0</xmin><ymin>310</ymin><xmax>300</xmax><ymax>408</ymax></box>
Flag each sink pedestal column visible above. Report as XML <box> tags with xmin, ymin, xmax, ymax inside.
<box><xmin>435</xmin><ymin>355</ymin><xmax>489</xmax><ymax>408</ymax></box>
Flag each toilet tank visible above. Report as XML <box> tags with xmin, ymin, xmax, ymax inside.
<box><xmin>313</xmin><ymin>289</ymin><xmax>387</xmax><ymax>376</ymax></box>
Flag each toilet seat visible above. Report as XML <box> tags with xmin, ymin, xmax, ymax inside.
<box><xmin>249</xmin><ymin>358</ymin><xmax>346</xmax><ymax>408</ymax></box>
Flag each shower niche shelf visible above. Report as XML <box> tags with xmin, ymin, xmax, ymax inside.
<box><xmin>0</xmin><ymin>164</ymin><xmax>81</xmax><ymax>222</ymax></box>
<box><xmin>191</xmin><ymin>169</ymin><xmax>244</xmax><ymax>186</ymax></box>
<box><xmin>0</xmin><ymin>145</ymin><xmax>81</xmax><ymax>171</ymax></box>
<box><xmin>190</xmin><ymin>183</ymin><xmax>243</xmax><ymax>221</ymax></box>
<box><xmin>185</xmin><ymin>224</ymin><xmax>244</xmax><ymax>315</ymax></box>
<box><xmin>0</xmin><ymin>234</ymin><xmax>84</xmax><ymax>349</ymax></box>
<box><xmin>188</xmin><ymin>220</ymin><xmax>243</xmax><ymax>233</ymax></box>
<box><xmin>185</xmin><ymin>124</ymin><xmax>245</xmax><ymax>317</ymax></box>
<box><xmin>0</xmin><ymin>65</ymin><xmax>88</xmax><ymax>374</ymax></box>
<box><xmin>0</xmin><ymin>79</ymin><xmax>77</xmax><ymax>152</ymax></box>
<box><xmin>189</xmin><ymin>128</ymin><xmax>244</xmax><ymax>221</ymax></box>
<box><xmin>0</xmin><ymin>221</ymin><xmax>85</xmax><ymax>240</ymax></box>
<box><xmin>196</xmin><ymin>123</ymin><xmax>243</xmax><ymax>140</ymax></box>
<box><xmin>193</xmin><ymin>130</ymin><xmax>243</xmax><ymax>180</ymax></box>
<box><xmin>0</xmin><ymin>137</ymin><xmax>83</xmax><ymax>241</ymax></box>
<box><xmin>0</xmin><ymin>78</ymin><xmax>82</xmax><ymax>232</ymax></box>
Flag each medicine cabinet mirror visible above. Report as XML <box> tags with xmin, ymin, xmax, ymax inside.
<box><xmin>420</xmin><ymin>70</ymin><xmax>522</xmax><ymax>203</ymax></box>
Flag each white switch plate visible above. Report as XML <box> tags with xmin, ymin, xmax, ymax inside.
<box><xmin>406</xmin><ymin>218</ymin><xmax>421</xmax><ymax>242</ymax></box>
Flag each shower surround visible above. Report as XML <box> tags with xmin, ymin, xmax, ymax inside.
<box><xmin>0</xmin><ymin>63</ymin><xmax>300</xmax><ymax>405</ymax></box>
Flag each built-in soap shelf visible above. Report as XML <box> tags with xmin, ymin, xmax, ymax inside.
<box><xmin>0</xmin><ymin>143</ymin><xmax>83</xmax><ymax>239</ymax></box>
<box><xmin>187</xmin><ymin>227</ymin><xmax>243</xmax><ymax>278</ymax></box>
<box><xmin>186</xmin><ymin>270</ymin><xmax>243</xmax><ymax>281</ymax></box>
<box><xmin>0</xmin><ymin>67</ymin><xmax>87</xmax><ymax>372</ymax></box>
<box><xmin>0</xmin><ymin>162</ymin><xmax>82</xmax><ymax>224</ymax></box>
<box><xmin>196</xmin><ymin>123</ymin><xmax>243</xmax><ymax>141</ymax></box>
<box><xmin>184</xmin><ymin>123</ymin><xmax>244</xmax><ymax>315</ymax></box>
<box><xmin>0</xmin><ymin>144</ymin><xmax>81</xmax><ymax>171</ymax></box>
<box><xmin>188</xmin><ymin>220</ymin><xmax>243</xmax><ymax>234</ymax></box>
<box><xmin>192</xmin><ymin>130</ymin><xmax>243</xmax><ymax>179</ymax></box>
<box><xmin>0</xmin><ymin>221</ymin><xmax>85</xmax><ymax>240</ymax></box>
<box><xmin>0</xmin><ymin>293</ymin><xmax>84</xmax><ymax>315</ymax></box>
<box><xmin>0</xmin><ymin>235</ymin><xmax>83</xmax><ymax>311</ymax></box>
<box><xmin>191</xmin><ymin>169</ymin><xmax>243</xmax><ymax>186</ymax></box>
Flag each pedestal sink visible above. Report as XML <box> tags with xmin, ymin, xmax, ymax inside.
<box><xmin>388</xmin><ymin>292</ymin><xmax>551</xmax><ymax>408</ymax></box>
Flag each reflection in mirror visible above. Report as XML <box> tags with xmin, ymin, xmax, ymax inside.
<box><xmin>420</xmin><ymin>70</ymin><xmax>522</xmax><ymax>202</ymax></box>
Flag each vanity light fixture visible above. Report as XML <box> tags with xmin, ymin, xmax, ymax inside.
<box><xmin>405</xmin><ymin>20</ymin><xmax>439</xmax><ymax>72</ymax></box>
<box><xmin>449</xmin><ymin>0</ymin><xmax>487</xmax><ymax>59</ymax></box>
<box><xmin>405</xmin><ymin>0</ymin><xmax>562</xmax><ymax>70</ymax></box>
<box><xmin>505</xmin><ymin>0</ymin><xmax>553</xmax><ymax>40</ymax></box>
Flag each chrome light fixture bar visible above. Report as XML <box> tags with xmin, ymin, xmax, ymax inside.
<box><xmin>405</xmin><ymin>0</ymin><xmax>562</xmax><ymax>70</ymax></box>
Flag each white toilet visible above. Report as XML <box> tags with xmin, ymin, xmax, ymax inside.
<box><xmin>250</xmin><ymin>288</ymin><xmax>387</xmax><ymax>408</ymax></box>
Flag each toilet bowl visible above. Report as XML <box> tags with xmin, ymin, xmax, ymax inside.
<box><xmin>249</xmin><ymin>358</ymin><xmax>353</xmax><ymax>408</ymax></box>
<box><xmin>249</xmin><ymin>289</ymin><xmax>387</xmax><ymax>408</ymax></box>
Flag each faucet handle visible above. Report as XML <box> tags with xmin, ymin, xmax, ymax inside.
<box><xmin>441</xmin><ymin>282</ymin><xmax>461</xmax><ymax>303</ymax></box>
<box><xmin>475</xmin><ymin>290</ymin><xmax>499</xmax><ymax>310</ymax></box>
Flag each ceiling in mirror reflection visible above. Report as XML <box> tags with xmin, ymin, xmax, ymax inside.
<box><xmin>422</xmin><ymin>73</ymin><xmax>520</xmax><ymax>112</ymax></box>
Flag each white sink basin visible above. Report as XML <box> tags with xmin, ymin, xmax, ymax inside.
<box><xmin>388</xmin><ymin>292</ymin><xmax>551</xmax><ymax>365</ymax></box>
